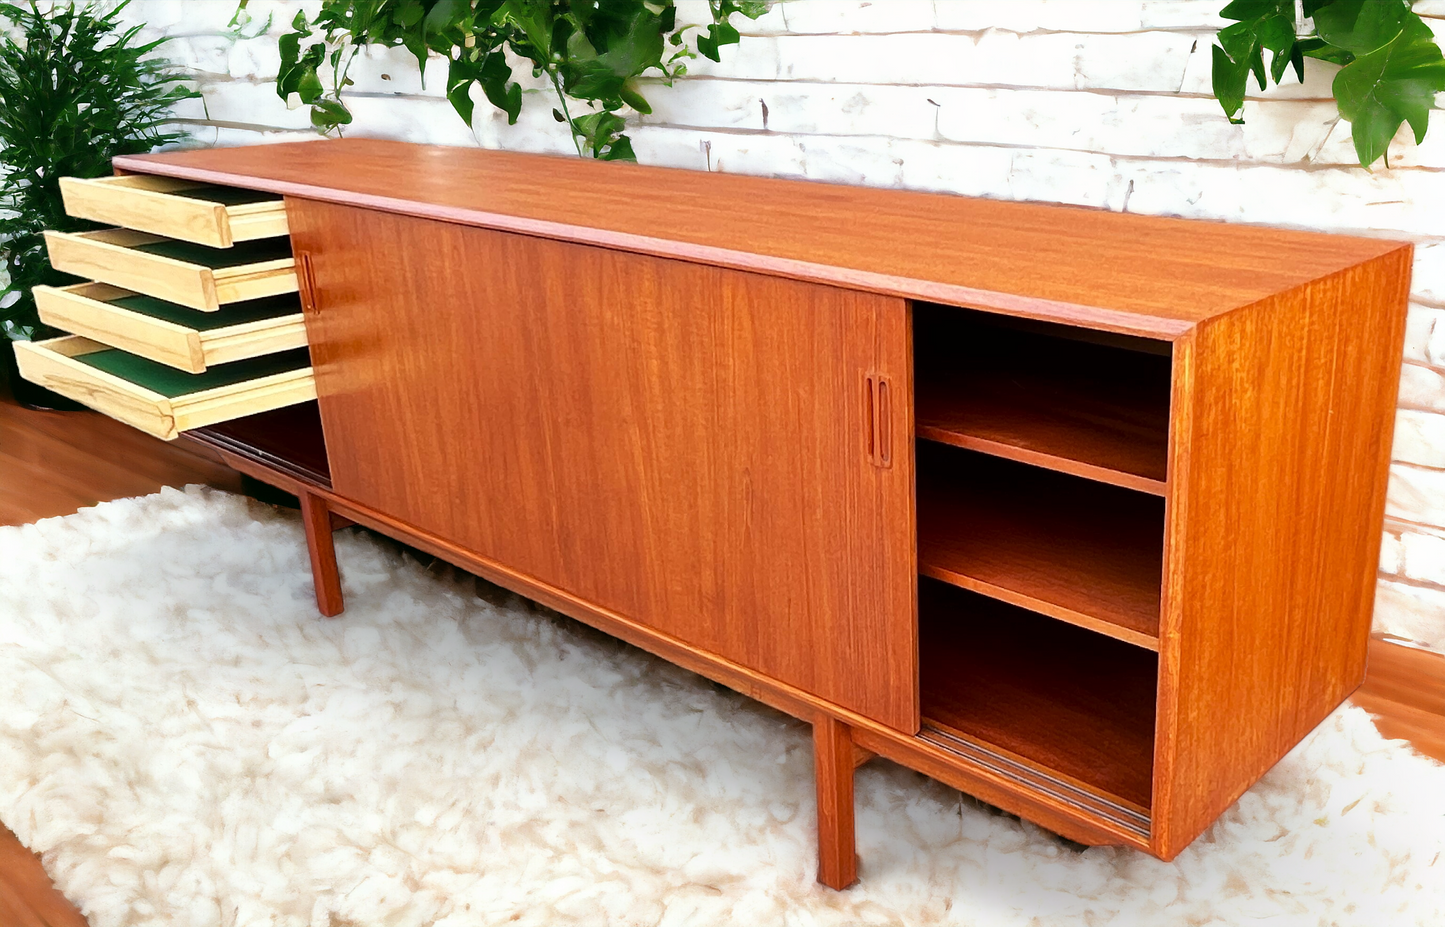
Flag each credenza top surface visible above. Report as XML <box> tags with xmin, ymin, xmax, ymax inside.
<box><xmin>115</xmin><ymin>139</ymin><xmax>1408</xmax><ymax>339</ymax></box>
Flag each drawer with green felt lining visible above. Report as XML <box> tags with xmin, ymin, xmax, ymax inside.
<box><xmin>12</xmin><ymin>336</ymin><xmax>315</xmax><ymax>441</ymax></box>
<box><xmin>43</xmin><ymin>228</ymin><xmax>297</xmax><ymax>311</ymax></box>
<box><xmin>59</xmin><ymin>175</ymin><xmax>288</xmax><ymax>248</ymax></box>
<box><xmin>34</xmin><ymin>282</ymin><xmax>307</xmax><ymax>373</ymax></box>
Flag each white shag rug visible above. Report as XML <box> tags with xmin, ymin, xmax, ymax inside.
<box><xmin>1</xmin><ymin>488</ymin><xmax>1442</xmax><ymax>927</ymax></box>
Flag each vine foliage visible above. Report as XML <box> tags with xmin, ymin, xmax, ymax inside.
<box><xmin>1212</xmin><ymin>0</ymin><xmax>1445</xmax><ymax>168</ymax></box>
<box><xmin>267</xmin><ymin>0</ymin><xmax>768</xmax><ymax>160</ymax></box>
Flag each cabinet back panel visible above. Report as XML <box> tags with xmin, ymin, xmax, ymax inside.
<box><xmin>288</xmin><ymin>199</ymin><xmax>919</xmax><ymax>732</ymax></box>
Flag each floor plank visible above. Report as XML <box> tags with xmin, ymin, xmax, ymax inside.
<box><xmin>0</xmin><ymin>393</ymin><xmax>242</xmax><ymax>527</ymax></box>
<box><xmin>1354</xmin><ymin>638</ymin><xmax>1445</xmax><ymax>764</ymax></box>
<box><xmin>0</xmin><ymin>824</ymin><xmax>87</xmax><ymax>927</ymax></box>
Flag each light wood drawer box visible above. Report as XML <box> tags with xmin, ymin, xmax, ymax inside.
<box><xmin>34</xmin><ymin>283</ymin><xmax>306</xmax><ymax>374</ymax></box>
<box><xmin>43</xmin><ymin>228</ymin><xmax>297</xmax><ymax>311</ymax></box>
<box><xmin>13</xmin><ymin>335</ymin><xmax>315</xmax><ymax>440</ymax></box>
<box><xmin>59</xmin><ymin>175</ymin><xmax>287</xmax><ymax>247</ymax></box>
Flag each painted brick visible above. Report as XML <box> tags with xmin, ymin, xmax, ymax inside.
<box><xmin>1118</xmin><ymin>158</ymin><xmax>1445</xmax><ymax>241</ymax></box>
<box><xmin>342</xmin><ymin>45</ymin><xmax>450</xmax><ymax>98</ymax></box>
<box><xmin>934</xmin><ymin>89</ymin><xmax>1339</xmax><ymax>163</ymax></box>
<box><xmin>176</xmin><ymin>80</ymin><xmax>315</xmax><ymax>131</ymax></box>
<box><xmin>123</xmin><ymin>0</ymin><xmax>250</xmax><ymax>37</ymax></box>
<box><xmin>934</xmin><ymin>1</ymin><xmax>1225</xmax><ymax>34</ymax></box>
<box><xmin>1392</xmin><ymin>409</ymin><xmax>1445</xmax><ymax>469</ymax></box>
<box><xmin>781</xmin><ymin>0</ymin><xmax>936</xmax><ymax>34</ymax></box>
<box><xmin>894</xmin><ymin>139</ymin><xmax>1016</xmax><ymax>198</ymax></box>
<box><xmin>627</xmin><ymin>126</ymin><xmax>711</xmax><ymax>172</ymax></box>
<box><xmin>705</xmin><ymin>31</ymin><xmax>1198</xmax><ymax>92</ymax></box>
<box><xmin>1388</xmin><ymin>463</ymin><xmax>1445</xmax><ymax>526</ymax></box>
<box><xmin>1374</xmin><ymin>579</ymin><xmax>1445</xmax><ymax>649</ymax></box>
<box><xmin>1400</xmin><ymin>363</ymin><xmax>1445</xmax><ymax>413</ymax></box>
<box><xmin>1400</xmin><ymin>531</ymin><xmax>1445</xmax><ymax>588</ymax></box>
<box><xmin>1403</xmin><ymin>306</ymin><xmax>1445</xmax><ymax>369</ymax></box>
<box><xmin>226</xmin><ymin>37</ymin><xmax>284</xmax><ymax>82</ymax></box>
<box><xmin>755</xmin><ymin>83</ymin><xmax>938</xmax><ymax>138</ymax></box>
<box><xmin>1412</xmin><ymin>244</ymin><xmax>1445</xmax><ymax>306</ymax></box>
<box><xmin>642</xmin><ymin>80</ymin><xmax>768</xmax><ymax>132</ymax></box>
<box><xmin>1381</xmin><ymin>530</ymin><xmax>1404</xmax><ymax>574</ymax></box>
<box><xmin>168</xmin><ymin>34</ymin><xmax>234</xmax><ymax>77</ymax></box>
<box><xmin>673</xmin><ymin>0</ymin><xmax>790</xmax><ymax>36</ymax></box>
<box><xmin>172</xmin><ymin>124</ymin><xmax>319</xmax><ymax>150</ymax></box>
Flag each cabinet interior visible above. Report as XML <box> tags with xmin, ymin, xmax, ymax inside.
<box><xmin>913</xmin><ymin>302</ymin><xmax>1173</xmax><ymax>812</ymax></box>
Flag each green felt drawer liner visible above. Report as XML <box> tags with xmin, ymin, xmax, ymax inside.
<box><xmin>168</xmin><ymin>185</ymin><xmax>281</xmax><ymax>207</ymax></box>
<box><xmin>74</xmin><ymin>346</ymin><xmax>311</xmax><ymax>398</ymax></box>
<box><xmin>133</xmin><ymin>236</ymin><xmax>294</xmax><ymax>269</ymax></box>
<box><xmin>108</xmin><ymin>293</ymin><xmax>302</xmax><ymax>330</ymax></box>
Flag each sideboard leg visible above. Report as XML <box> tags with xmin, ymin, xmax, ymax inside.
<box><xmin>813</xmin><ymin>714</ymin><xmax>859</xmax><ymax>890</ymax></box>
<box><xmin>299</xmin><ymin>489</ymin><xmax>345</xmax><ymax>618</ymax></box>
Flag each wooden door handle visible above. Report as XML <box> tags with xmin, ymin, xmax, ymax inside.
<box><xmin>864</xmin><ymin>372</ymin><xmax>892</xmax><ymax>469</ymax></box>
<box><xmin>298</xmin><ymin>251</ymin><xmax>319</xmax><ymax>314</ymax></box>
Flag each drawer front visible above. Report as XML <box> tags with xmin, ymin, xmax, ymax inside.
<box><xmin>60</xmin><ymin>175</ymin><xmax>288</xmax><ymax>248</ymax></box>
<box><xmin>44</xmin><ymin>229</ymin><xmax>297</xmax><ymax>311</ymax></box>
<box><xmin>34</xmin><ymin>283</ymin><xmax>307</xmax><ymax>373</ymax></box>
<box><xmin>13</xmin><ymin>336</ymin><xmax>314</xmax><ymax>440</ymax></box>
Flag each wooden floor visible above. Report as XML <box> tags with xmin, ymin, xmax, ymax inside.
<box><xmin>0</xmin><ymin>394</ymin><xmax>242</xmax><ymax>526</ymax></box>
<box><xmin>0</xmin><ymin>393</ymin><xmax>1441</xmax><ymax>924</ymax></box>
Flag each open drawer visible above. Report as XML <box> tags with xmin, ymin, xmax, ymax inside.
<box><xmin>59</xmin><ymin>175</ymin><xmax>288</xmax><ymax>248</ymax></box>
<box><xmin>44</xmin><ymin>229</ymin><xmax>297</xmax><ymax>311</ymax></box>
<box><xmin>34</xmin><ymin>283</ymin><xmax>306</xmax><ymax>374</ymax></box>
<box><xmin>13</xmin><ymin>336</ymin><xmax>315</xmax><ymax>440</ymax></box>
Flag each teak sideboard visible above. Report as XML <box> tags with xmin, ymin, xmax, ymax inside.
<box><xmin>17</xmin><ymin>140</ymin><xmax>1410</xmax><ymax>889</ymax></box>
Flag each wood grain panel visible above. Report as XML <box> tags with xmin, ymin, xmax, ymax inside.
<box><xmin>117</xmin><ymin>140</ymin><xmax>1404</xmax><ymax>338</ymax></box>
<box><xmin>1152</xmin><ymin>245</ymin><xmax>1414</xmax><ymax>859</ymax></box>
<box><xmin>289</xmin><ymin>198</ymin><xmax>919</xmax><ymax>732</ymax></box>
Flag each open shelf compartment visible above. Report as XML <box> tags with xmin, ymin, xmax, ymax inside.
<box><xmin>913</xmin><ymin>303</ymin><xmax>1173</xmax><ymax>495</ymax></box>
<box><xmin>919</xmin><ymin>578</ymin><xmax>1157</xmax><ymax>817</ymax></box>
<box><xmin>188</xmin><ymin>400</ymin><xmax>333</xmax><ymax>489</ymax></box>
<box><xmin>917</xmin><ymin>442</ymin><xmax>1165</xmax><ymax>648</ymax></box>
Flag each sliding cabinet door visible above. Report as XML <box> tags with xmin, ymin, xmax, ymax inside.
<box><xmin>289</xmin><ymin>199</ymin><xmax>917</xmax><ymax>731</ymax></box>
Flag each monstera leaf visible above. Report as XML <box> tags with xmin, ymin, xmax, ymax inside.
<box><xmin>1211</xmin><ymin>0</ymin><xmax>1445</xmax><ymax>168</ymax></box>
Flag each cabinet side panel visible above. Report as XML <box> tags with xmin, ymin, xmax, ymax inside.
<box><xmin>287</xmin><ymin>198</ymin><xmax>919</xmax><ymax>732</ymax></box>
<box><xmin>1153</xmin><ymin>246</ymin><xmax>1412</xmax><ymax>857</ymax></box>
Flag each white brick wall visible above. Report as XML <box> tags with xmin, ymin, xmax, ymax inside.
<box><xmin>120</xmin><ymin>0</ymin><xmax>1445</xmax><ymax>652</ymax></box>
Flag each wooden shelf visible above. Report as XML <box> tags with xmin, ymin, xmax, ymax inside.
<box><xmin>914</xmin><ymin>305</ymin><xmax>1172</xmax><ymax>495</ymax></box>
<box><xmin>917</xmin><ymin>444</ymin><xmax>1164</xmax><ymax>649</ymax></box>
<box><xmin>920</xmin><ymin>579</ymin><xmax>1157</xmax><ymax>809</ymax></box>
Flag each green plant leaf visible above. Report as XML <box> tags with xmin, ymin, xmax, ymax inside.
<box><xmin>1211</xmin><ymin>0</ymin><xmax>1301</xmax><ymax>124</ymax></box>
<box><xmin>0</xmin><ymin>0</ymin><xmax>197</xmax><ymax>341</ymax></box>
<box><xmin>1333</xmin><ymin>14</ymin><xmax>1445</xmax><ymax>167</ymax></box>
<box><xmin>271</xmin><ymin>0</ymin><xmax>766</xmax><ymax>158</ymax></box>
<box><xmin>1314</xmin><ymin>0</ymin><xmax>1409</xmax><ymax>54</ymax></box>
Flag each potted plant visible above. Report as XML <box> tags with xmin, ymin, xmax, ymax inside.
<box><xmin>0</xmin><ymin>0</ymin><xmax>194</xmax><ymax>409</ymax></box>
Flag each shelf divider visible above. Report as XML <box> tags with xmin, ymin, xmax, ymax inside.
<box><xmin>917</xmin><ymin>444</ymin><xmax>1164</xmax><ymax>649</ymax></box>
